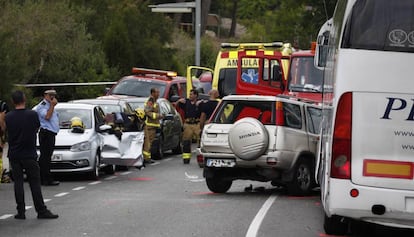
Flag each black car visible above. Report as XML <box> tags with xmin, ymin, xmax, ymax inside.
<box><xmin>100</xmin><ymin>96</ymin><xmax>183</xmax><ymax>159</ymax></box>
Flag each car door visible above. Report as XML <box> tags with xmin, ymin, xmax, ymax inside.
<box><xmin>93</xmin><ymin>106</ymin><xmax>106</xmax><ymax>150</ymax></box>
<box><xmin>99</xmin><ymin>106</ymin><xmax>144</xmax><ymax>167</ymax></box>
<box><xmin>159</xmin><ymin>99</ymin><xmax>177</xmax><ymax>150</ymax></box>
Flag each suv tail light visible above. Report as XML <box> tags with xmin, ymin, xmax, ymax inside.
<box><xmin>275</xmin><ymin>101</ymin><xmax>285</xmax><ymax>126</ymax></box>
<box><xmin>331</xmin><ymin>92</ymin><xmax>352</xmax><ymax>179</ymax></box>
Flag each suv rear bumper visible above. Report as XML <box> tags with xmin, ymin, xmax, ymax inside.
<box><xmin>202</xmin><ymin>150</ymin><xmax>296</xmax><ymax>169</ymax></box>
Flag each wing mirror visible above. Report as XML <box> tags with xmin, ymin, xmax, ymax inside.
<box><xmin>98</xmin><ymin>124</ymin><xmax>112</xmax><ymax>132</ymax></box>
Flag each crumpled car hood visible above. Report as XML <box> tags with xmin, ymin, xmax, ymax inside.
<box><xmin>54</xmin><ymin>129</ymin><xmax>94</xmax><ymax>146</ymax></box>
<box><xmin>100</xmin><ymin>131</ymin><xmax>144</xmax><ymax>167</ymax></box>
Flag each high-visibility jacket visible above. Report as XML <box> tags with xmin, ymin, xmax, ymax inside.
<box><xmin>144</xmin><ymin>97</ymin><xmax>161</xmax><ymax>128</ymax></box>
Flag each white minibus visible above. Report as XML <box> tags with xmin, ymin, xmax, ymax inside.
<box><xmin>315</xmin><ymin>0</ymin><xmax>414</xmax><ymax>235</ymax></box>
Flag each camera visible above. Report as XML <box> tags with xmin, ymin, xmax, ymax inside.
<box><xmin>0</xmin><ymin>101</ymin><xmax>9</xmax><ymax>113</ymax></box>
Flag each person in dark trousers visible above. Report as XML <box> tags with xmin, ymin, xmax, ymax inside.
<box><xmin>35</xmin><ymin>89</ymin><xmax>60</xmax><ymax>186</ymax></box>
<box><xmin>177</xmin><ymin>89</ymin><xmax>201</xmax><ymax>164</ymax></box>
<box><xmin>4</xmin><ymin>90</ymin><xmax>58</xmax><ymax>219</ymax></box>
<box><xmin>199</xmin><ymin>89</ymin><xmax>220</xmax><ymax>131</ymax></box>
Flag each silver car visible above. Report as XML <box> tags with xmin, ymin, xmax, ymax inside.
<box><xmin>48</xmin><ymin>103</ymin><xmax>115</xmax><ymax>179</ymax></box>
<box><xmin>200</xmin><ymin>95</ymin><xmax>322</xmax><ymax>195</ymax></box>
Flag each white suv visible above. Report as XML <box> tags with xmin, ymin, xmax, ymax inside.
<box><xmin>200</xmin><ymin>95</ymin><xmax>322</xmax><ymax>195</ymax></box>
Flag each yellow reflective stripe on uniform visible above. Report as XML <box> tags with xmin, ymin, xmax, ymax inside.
<box><xmin>143</xmin><ymin>151</ymin><xmax>151</xmax><ymax>159</ymax></box>
<box><xmin>152</xmin><ymin>112</ymin><xmax>157</xmax><ymax>119</ymax></box>
<box><xmin>145</xmin><ymin>121</ymin><xmax>160</xmax><ymax>127</ymax></box>
<box><xmin>182</xmin><ymin>153</ymin><xmax>192</xmax><ymax>159</ymax></box>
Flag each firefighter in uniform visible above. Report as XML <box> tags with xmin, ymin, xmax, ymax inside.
<box><xmin>177</xmin><ymin>89</ymin><xmax>201</xmax><ymax>164</ymax></box>
<box><xmin>143</xmin><ymin>88</ymin><xmax>164</xmax><ymax>163</ymax></box>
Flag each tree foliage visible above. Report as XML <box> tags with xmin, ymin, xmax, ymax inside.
<box><xmin>0</xmin><ymin>0</ymin><xmax>115</xmax><ymax>102</ymax></box>
<box><xmin>212</xmin><ymin>0</ymin><xmax>337</xmax><ymax>49</ymax></box>
<box><xmin>0</xmin><ymin>0</ymin><xmax>338</xmax><ymax>104</ymax></box>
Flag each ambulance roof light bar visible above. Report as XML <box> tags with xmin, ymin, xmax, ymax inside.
<box><xmin>132</xmin><ymin>67</ymin><xmax>177</xmax><ymax>78</ymax></box>
<box><xmin>220</xmin><ymin>42</ymin><xmax>284</xmax><ymax>49</ymax></box>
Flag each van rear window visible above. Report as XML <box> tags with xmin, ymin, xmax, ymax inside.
<box><xmin>342</xmin><ymin>0</ymin><xmax>414</xmax><ymax>53</ymax></box>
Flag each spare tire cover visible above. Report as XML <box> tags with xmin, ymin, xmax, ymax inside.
<box><xmin>228</xmin><ymin>117</ymin><xmax>269</xmax><ymax>161</ymax></box>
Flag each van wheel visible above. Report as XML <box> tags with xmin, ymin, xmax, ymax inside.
<box><xmin>206</xmin><ymin>177</ymin><xmax>232</xmax><ymax>193</ymax></box>
<box><xmin>324</xmin><ymin>214</ymin><xmax>348</xmax><ymax>235</ymax></box>
<box><xmin>151</xmin><ymin>138</ymin><xmax>163</xmax><ymax>160</ymax></box>
<box><xmin>288</xmin><ymin>159</ymin><xmax>315</xmax><ymax>196</ymax></box>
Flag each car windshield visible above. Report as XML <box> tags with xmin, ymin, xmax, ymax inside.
<box><xmin>127</xmin><ymin>101</ymin><xmax>145</xmax><ymax>110</ymax></box>
<box><xmin>218</xmin><ymin>68</ymin><xmax>237</xmax><ymax>97</ymax></box>
<box><xmin>110</xmin><ymin>79</ymin><xmax>166</xmax><ymax>97</ymax></box>
<box><xmin>288</xmin><ymin>56</ymin><xmax>324</xmax><ymax>93</ymax></box>
<box><xmin>211</xmin><ymin>100</ymin><xmax>274</xmax><ymax>125</ymax></box>
<box><xmin>56</xmin><ymin>108</ymin><xmax>92</xmax><ymax>129</ymax></box>
<box><xmin>96</xmin><ymin>104</ymin><xmax>121</xmax><ymax>114</ymax></box>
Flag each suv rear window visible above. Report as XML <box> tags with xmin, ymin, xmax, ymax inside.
<box><xmin>110</xmin><ymin>78</ymin><xmax>166</xmax><ymax>97</ymax></box>
<box><xmin>211</xmin><ymin>100</ymin><xmax>274</xmax><ymax>125</ymax></box>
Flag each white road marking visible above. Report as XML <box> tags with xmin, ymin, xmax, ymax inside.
<box><xmin>25</xmin><ymin>206</ymin><xmax>32</xmax><ymax>210</ymax></box>
<box><xmin>54</xmin><ymin>192</ymin><xmax>69</xmax><ymax>197</ymax></box>
<box><xmin>119</xmin><ymin>171</ymin><xmax>132</xmax><ymax>176</ymax></box>
<box><xmin>0</xmin><ymin>214</ymin><xmax>13</xmax><ymax>219</ymax></box>
<box><xmin>245</xmin><ymin>194</ymin><xmax>278</xmax><ymax>237</ymax></box>
<box><xmin>89</xmin><ymin>181</ymin><xmax>102</xmax><ymax>185</ymax></box>
<box><xmin>44</xmin><ymin>199</ymin><xmax>52</xmax><ymax>202</ymax></box>
<box><xmin>189</xmin><ymin>179</ymin><xmax>205</xmax><ymax>182</ymax></box>
<box><xmin>104</xmin><ymin>176</ymin><xmax>117</xmax><ymax>180</ymax></box>
<box><xmin>185</xmin><ymin>172</ymin><xmax>198</xmax><ymax>179</ymax></box>
<box><xmin>72</xmin><ymin>186</ymin><xmax>86</xmax><ymax>191</ymax></box>
<box><xmin>164</xmin><ymin>158</ymin><xmax>173</xmax><ymax>162</ymax></box>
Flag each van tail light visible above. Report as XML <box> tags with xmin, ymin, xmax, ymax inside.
<box><xmin>331</xmin><ymin>92</ymin><xmax>352</xmax><ymax>179</ymax></box>
<box><xmin>275</xmin><ymin>101</ymin><xmax>285</xmax><ymax>126</ymax></box>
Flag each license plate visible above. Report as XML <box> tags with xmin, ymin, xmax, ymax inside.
<box><xmin>206</xmin><ymin>159</ymin><xmax>235</xmax><ymax>167</ymax></box>
<box><xmin>51</xmin><ymin>154</ymin><xmax>62</xmax><ymax>161</ymax></box>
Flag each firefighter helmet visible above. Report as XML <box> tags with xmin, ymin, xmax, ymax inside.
<box><xmin>135</xmin><ymin>108</ymin><xmax>145</xmax><ymax>120</ymax></box>
<box><xmin>70</xmin><ymin>116</ymin><xmax>85</xmax><ymax>133</ymax></box>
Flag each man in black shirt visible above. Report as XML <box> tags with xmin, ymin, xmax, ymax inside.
<box><xmin>199</xmin><ymin>89</ymin><xmax>220</xmax><ymax>131</ymax></box>
<box><xmin>5</xmin><ymin>91</ymin><xmax>58</xmax><ymax>219</ymax></box>
<box><xmin>177</xmin><ymin>89</ymin><xmax>201</xmax><ymax>164</ymax></box>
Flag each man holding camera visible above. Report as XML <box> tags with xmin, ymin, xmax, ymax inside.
<box><xmin>35</xmin><ymin>89</ymin><xmax>60</xmax><ymax>186</ymax></box>
<box><xmin>0</xmin><ymin>99</ymin><xmax>9</xmax><ymax>181</ymax></box>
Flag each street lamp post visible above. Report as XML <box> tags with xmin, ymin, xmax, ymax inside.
<box><xmin>149</xmin><ymin>1</ymin><xmax>201</xmax><ymax>66</ymax></box>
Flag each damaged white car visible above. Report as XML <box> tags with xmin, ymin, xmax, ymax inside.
<box><xmin>45</xmin><ymin>103</ymin><xmax>145</xmax><ymax>179</ymax></box>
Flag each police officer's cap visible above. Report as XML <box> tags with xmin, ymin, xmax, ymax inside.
<box><xmin>44</xmin><ymin>89</ymin><xmax>57</xmax><ymax>95</ymax></box>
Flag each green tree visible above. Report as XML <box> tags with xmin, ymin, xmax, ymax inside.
<box><xmin>0</xmin><ymin>0</ymin><xmax>115</xmax><ymax>101</ymax></box>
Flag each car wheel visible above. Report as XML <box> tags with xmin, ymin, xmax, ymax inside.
<box><xmin>151</xmin><ymin>138</ymin><xmax>163</xmax><ymax>160</ymax></box>
<box><xmin>206</xmin><ymin>177</ymin><xmax>232</xmax><ymax>193</ymax></box>
<box><xmin>89</xmin><ymin>151</ymin><xmax>100</xmax><ymax>180</ymax></box>
<box><xmin>287</xmin><ymin>158</ymin><xmax>315</xmax><ymax>196</ymax></box>
<box><xmin>172</xmin><ymin>138</ymin><xmax>182</xmax><ymax>154</ymax></box>
<box><xmin>324</xmin><ymin>214</ymin><xmax>348</xmax><ymax>235</ymax></box>
<box><xmin>104</xmin><ymin>164</ymin><xmax>116</xmax><ymax>175</ymax></box>
<box><xmin>228</xmin><ymin>117</ymin><xmax>268</xmax><ymax>161</ymax></box>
